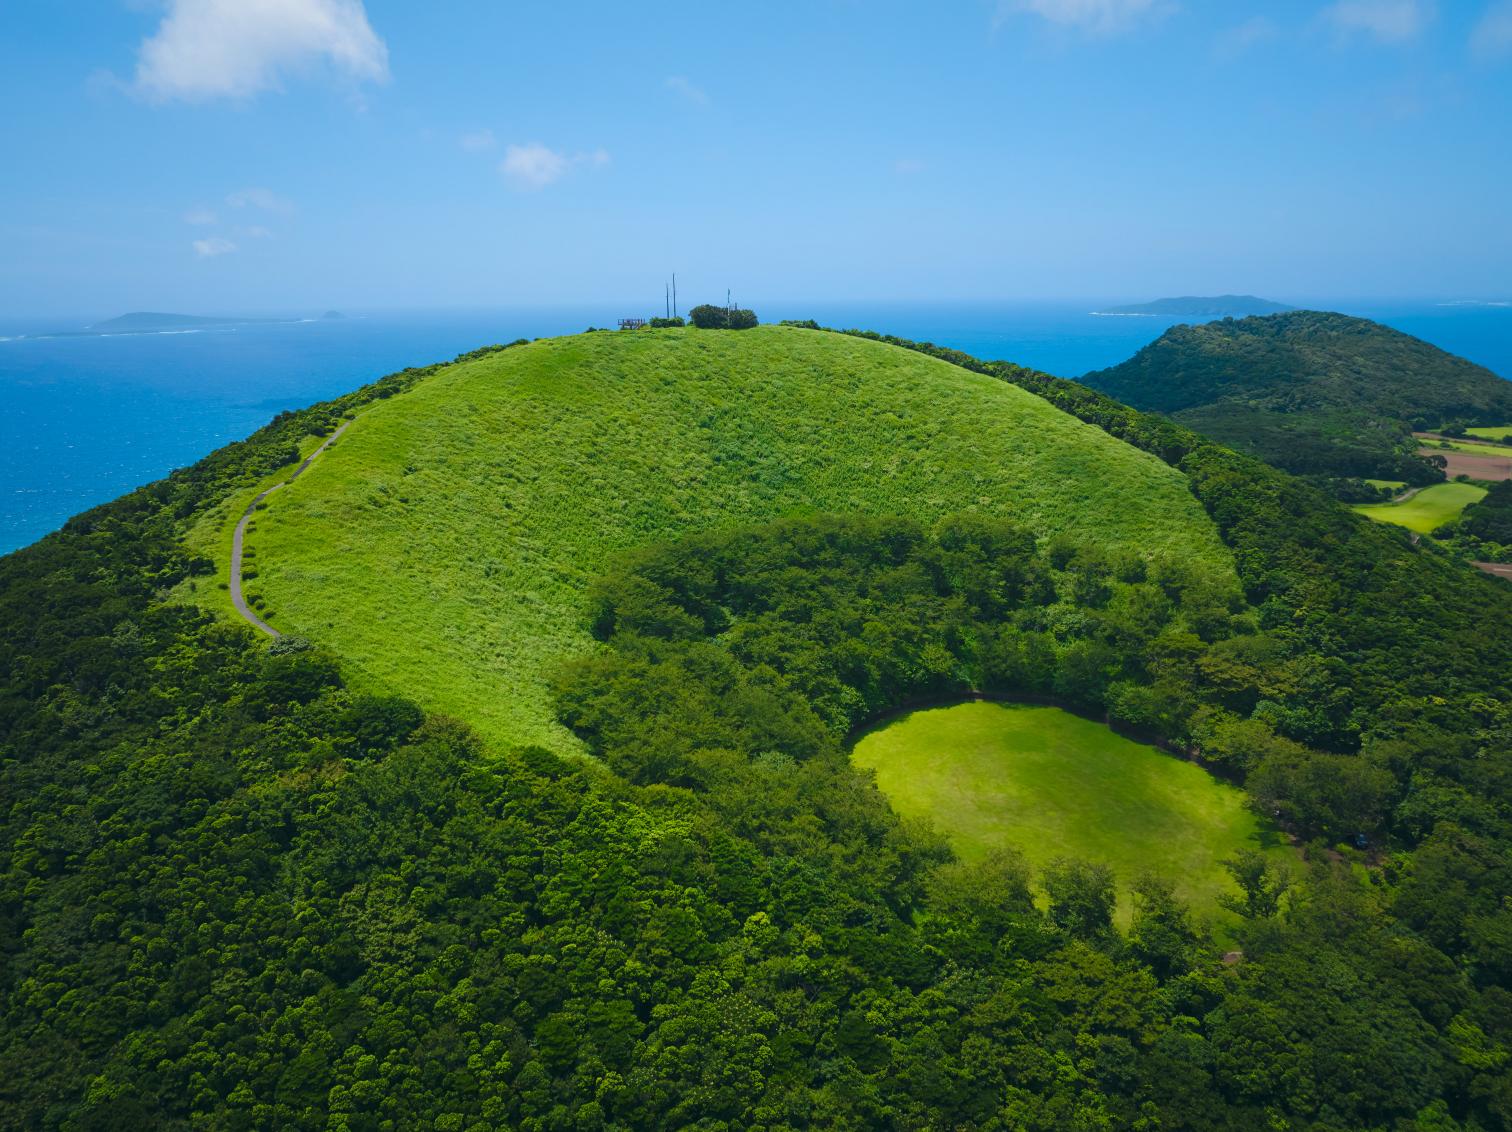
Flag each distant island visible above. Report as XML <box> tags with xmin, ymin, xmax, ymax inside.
<box><xmin>85</xmin><ymin>312</ymin><xmax>322</xmax><ymax>334</ymax></box>
<box><xmin>1091</xmin><ymin>295</ymin><xmax>1295</xmax><ymax>319</ymax></box>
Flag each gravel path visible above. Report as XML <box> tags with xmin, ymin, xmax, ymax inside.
<box><xmin>230</xmin><ymin>419</ymin><xmax>351</xmax><ymax>637</ymax></box>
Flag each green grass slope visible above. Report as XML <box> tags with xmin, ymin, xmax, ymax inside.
<box><xmin>242</xmin><ymin>325</ymin><xmax>1236</xmax><ymax>752</ymax></box>
<box><xmin>852</xmin><ymin>702</ymin><xmax>1285</xmax><ymax>925</ymax></box>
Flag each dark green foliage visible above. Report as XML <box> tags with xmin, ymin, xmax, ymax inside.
<box><xmin>647</xmin><ymin>316</ymin><xmax>684</xmax><ymax>327</ymax></box>
<box><xmin>688</xmin><ymin>303</ymin><xmax>758</xmax><ymax>329</ymax></box>
<box><xmin>2</xmin><ymin>326</ymin><xmax>1511</xmax><ymax>1129</ymax></box>
<box><xmin>1082</xmin><ymin>310</ymin><xmax>1512</xmax><ymax>481</ymax></box>
<box><xmin>1461</xmin><ymin>480</ymin><xmax>1512</xmax><ymax>544</ymax></box>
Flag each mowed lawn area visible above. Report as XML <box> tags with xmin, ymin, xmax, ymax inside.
<box><xmin>852</xmin><ymin>702</ymin><xmax>1285</xmax><ymax>926</ymax></box>
<box><xmin>1353</xmin><ymin>482</ymin><xmax>1488</xmax><ymax>533</ymax></box>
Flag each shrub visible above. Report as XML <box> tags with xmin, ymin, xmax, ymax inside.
<box><xmin>689</xmin><ymin>304</ymin><xmax>759</xmax><ymax>330</ymax></box>
<box><xmin>648</xmin><ymin>316</ymin><xmax>685</xmax><ymax>328</ymax></box>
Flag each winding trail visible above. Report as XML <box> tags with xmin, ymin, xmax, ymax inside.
<box><xmin>230</xmin><ymin>419</ymin><xmax>352</xmax><ymax>638</ymax></box>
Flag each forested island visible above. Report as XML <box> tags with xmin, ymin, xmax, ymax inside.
<box><xmin>2</xmin><ymin>322</ymin><xmax>1510</xmax><ymax>1130</ymax></box>
<box><xmin>1091</xmin><ymin>295</ymin><xmax>1294</xmax><ymax>318</ymax></box>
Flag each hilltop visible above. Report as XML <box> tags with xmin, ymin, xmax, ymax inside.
<box><xmin>1083</xmin><ymin>309</ymin><xmax>1512</xmax><ymax>481</ymax></box>
<box><xmin>1092</xmin><ymin>295</ymin><xmax>1294</xmax><ymax>318</ymax></box>
<box><xmin>220</xmin><ymin>324</ymin><xmax>1236</xmax><ymax>751</ymax></box>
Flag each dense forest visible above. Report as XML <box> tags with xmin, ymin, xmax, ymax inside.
<box><xmin>1081</xmin><ymin>310</ymin><xmax>1512</xmax><ymax>485</ymax></box>
<box><xmin>3</xmin><ymin>329</ymin><xmax>1511</xmax><ymax>1129</ymax></box>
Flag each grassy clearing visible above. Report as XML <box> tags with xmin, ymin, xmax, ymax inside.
<box><xmin>1353</xmin><ymin>482</ymin><xmax>1488</xmax><ymax>534</ymax></box>
<box><xmin>1418</xmin><ymin>436</ymin><xmax>1512</xmax><ymax>458</ymax></box>
<box><xmin>237</xmin><ymin>326</ymin><xmax>1237</xmax><ymax>753</ymax></box>
<box><xmin>1466</xmin><ymin>425</ymin><xmax>1512</xmax><ymax>442</ymax></box>
<box><xmin>1365</xmin><ymin>479</ymin><xmax>1407</xmax><ymax>492</ymax></box>
<box><xmin>851</xmin><ymin>701</ymin><xmax>1285</xmax><ymax>927</ymax></box>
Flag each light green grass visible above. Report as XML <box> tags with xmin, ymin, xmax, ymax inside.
<box><xmin>1365</xmin><ymin>479</ymin><xmax>1407</xmax><ymax>492</ymax></box>
<box><xmin>1352</xmin><ymin>482</ymin><xmax>1488</xmax><ymax>534</ymax></box>
<box><xmin>1419</xmin><ymin>436</ymin><xmax>1512</xmax><ymax>458</ymax></box>
<box><xmin>1466</xmin><ymin>425</ymin><xmax>1512</xmax><ymax>442</ymax></box>
<box><xmin>235</xmin><ymin>326</ymin><xmax>1237</xmax><ymax>753</ymax></box>
<box><xmin>851</xmin><ymin>701</ymin><xmax>1286</xmax><ymax>926</ymax></box>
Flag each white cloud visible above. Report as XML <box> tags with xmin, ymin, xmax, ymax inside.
<box><xmin>1215</xmin><ymin>15</ymin><xmax>1277</xmax><ymax>58</ymax></box>
<box><xmin>1472</xmin><ymin>1</ymin><xmax>1512</xmax><ymax>59</ymax></box>
<box><xmin>193</xmin><ymin>237</ymin><xmax>237</xmax><ymax>257</ymax></box>
<box><xmin>999</xmin><ymin>0</ymin><xmax>1172</xmax><ymax>35</ymax></box>
<box><xmin>499</xmin><ymin>144</ymin><xmax>610</xmax><ymax>192</ymax></box>
<box><xmin>665</xmin><ymin>76</ymin><xmax>709</xmax><ymax>105</ymax></box>
<box><xmin>227</xmin><ymin>187</ymin><xmax>295</xmax><ymax>213</ymax></box>
<box><xmin>1323</xmin><ymin>0</ymin><xmax>1432</xmax><ymax>44</ymax></box>
<box><xmin>460</xmin><ymin>128</ymin><xmax>497</xmax><ymax>152</ymax></box>
<box><xmin>134</xmin><ymin>0</ymin><xmax>389</xmax><ymax>102</ymax></box>
<box><xmin>182</xmin><ymin>207</ymin><xmax>217</xmax><ymax>226</ymax></box>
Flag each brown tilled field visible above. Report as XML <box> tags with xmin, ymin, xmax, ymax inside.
<box><xmin>1419</xmin><ymin>449</ymin><xmax>1512</xmax><ymax>481</ymax></box>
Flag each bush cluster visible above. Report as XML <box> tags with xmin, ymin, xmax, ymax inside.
<box><xmin>688</xmin><ymin>303</ymin><xmax>758</xmax><ymax>329</ymax></box>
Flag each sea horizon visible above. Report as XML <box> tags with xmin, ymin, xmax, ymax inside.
<box><xmin>3</xmin><ymin>297</ymin><xmax>1509</xmax><ymax>556</ymax></box>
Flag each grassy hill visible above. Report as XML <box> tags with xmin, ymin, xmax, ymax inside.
<box><xmin>226</xmin><ymin>325</ymin><xmax>1236</xmax><ymax>752</ymax></box>
<box><xmin>1082</xmin><ymin>310</ymin><xmax>1512</xmax><ymax>482</ymax></box>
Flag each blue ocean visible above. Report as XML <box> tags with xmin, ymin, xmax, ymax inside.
<box><xmin>3</xmin><ymin>301</ymin><xmax>1509</xmax><ymax>555</ymax></box>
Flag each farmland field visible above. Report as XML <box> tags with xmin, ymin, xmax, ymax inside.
<box><xmin>1353</xmin><ymin>481</ymin><xmax>1488</xmax><ymax>533</ymax></box>
<box><xmin>1466</xmin><ymin>425</ymin><xmax>1512</xmax><ymax>442</ymax></box>
<box><xmin>223</xmin><ymin>326</ymin><xmax>1236</xmax><ymax>753</ymax></box>
<box><xmin>1417</xmin><ymin>435</ymin><xmax>1512</xmax><ymax>458</ymax></box>
<box><xmin>851</xmin><ymin>701</ymin><xmax>1285</xmax><ymax>925</ymax></box>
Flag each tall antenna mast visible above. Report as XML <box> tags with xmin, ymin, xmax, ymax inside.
<box><xmin>665</xmin><ymin>281</ymin><xmax>670</xmax><ymax>319</ymax></box>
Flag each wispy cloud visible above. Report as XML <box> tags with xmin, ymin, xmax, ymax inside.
<box><xmin>182</xmin><ymin>207</ymin><xmax>218</xmax><ymax>226</ymax></box>
<box><xmin>665</xmin><ymin>76</ymin><xmax>709</xmax><ymax>105</ymax></box>
<box><xmin>226</xmin><ymin>187</ymin><xmax>295</xmax><ymax>214</ymax></box>
<box><xmin>1215</xmin><ymin>15</ymin><xmax>1278</xmax><ymax>59</ymax></box>
<box><xmin>499</xmin><ymin>144</ymin><xmax>610</xmax><ymax>192</ymax></box>
<box><xmin>1472</xmin><ymin>0</ymin><xmax>1512</xmax><ymax>60</ymax></box>
<box><xmin>1323</xmin><ymin>0</ymin><xmax>1433</xmax><ymax>44</ymax></box>
<box><xmin>460</xmin><ymin>128</ymin><xmax>497</xmax><ymax>152</ymax></box>
<box><xmin>998</xmin><ymin>0</ymin><xmax>1173</xmax><ymax>35</ymax></box>
<box><xmin>193</xmin><ymin>236</ymin><xmax>237</xmax><ymax>257</ymax></box>
<box><xmin>134</xmin><ymin>0</ymin><xmax>389</xmax><ymax>102</ymax></box>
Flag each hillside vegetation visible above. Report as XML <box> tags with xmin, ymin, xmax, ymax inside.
<box><xmin>1083</xmin><ymin>310</ymin><xmax>1512</xmax><ymax>483</ymax></box>
<box><xmin>241</xmin><ymin>325</ymin><xmax>1235</xmax><ymax>751</ymax></box>
<box><xmin>3</xmin><ymin>325</ymin><xmax>1512</xmax><ymax>1129</ymax></box>
<box><xmin>853</xmin><ymin>702</ymin><xmax>1282</xmax><ymax>924</ymax></box>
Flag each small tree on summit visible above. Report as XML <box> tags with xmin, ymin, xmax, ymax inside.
<box><xmin>689</xmin><ymin>303</ymin><xmax>759</xmax><ymax>329</ymax></box>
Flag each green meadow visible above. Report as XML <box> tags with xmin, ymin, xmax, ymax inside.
<box><xmin>1465</xmin><ymin>425</ymin><xmax>1512</xmax><ymax>442</ymax></box>
<box><xmin>229</xmin><ymin>326</ymin><xmax>1236</xmax><ymax>752</ymax></box>
<box><xmin>851</xmin><ymin>701</ymin><xmax>1285</xmax><ymax>926</ymax></box>
<box><xmin>1352</xmin><ymin>481</ymin><xmax>1488</xmax><ymax>534</ymax></box>
<box><xmin>1419</xmin><ymin>436</ymin><xmax>1512</xmax><ymax>458</ymax></box>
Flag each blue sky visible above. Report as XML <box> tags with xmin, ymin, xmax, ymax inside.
<box><xmin>2</xmin><ymin>0</ymin><xmax>1510</xmax><ymax>315</ymax></box>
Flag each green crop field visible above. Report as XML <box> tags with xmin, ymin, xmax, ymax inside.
<box><xmin>1466</xmin><ymin>425</ymin><xmax>1512</xmax><ymax>442</ymax></box>
<box><xmin>851</xmin><ymin>701</ymin><xmax>1285</xmax><ymax>926</ymax></box>
<box><xmin>219</xmin><ymin>326</ymin><xmax>1236</xmax><ymax>752</ymax></box>
<box><xmin>1352</xmin><ymin>481</ymin><xmax>1488</xmax><ymax>534</ymax></box>
<box><xmin>1419</xmin><ymin>436</ymin><xmax>1512</xmax><ymax>458</ymax></box>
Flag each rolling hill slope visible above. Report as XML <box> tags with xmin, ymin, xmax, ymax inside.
<box><xmin>1082</xmin><ymin>310</ymin><xmax>1512</xmax><ymax>481</ymax></box>
<box><xmin>232</xmin><ymin>324</ymin><xmax>1237</xmax><ymax>751</ymax></box>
